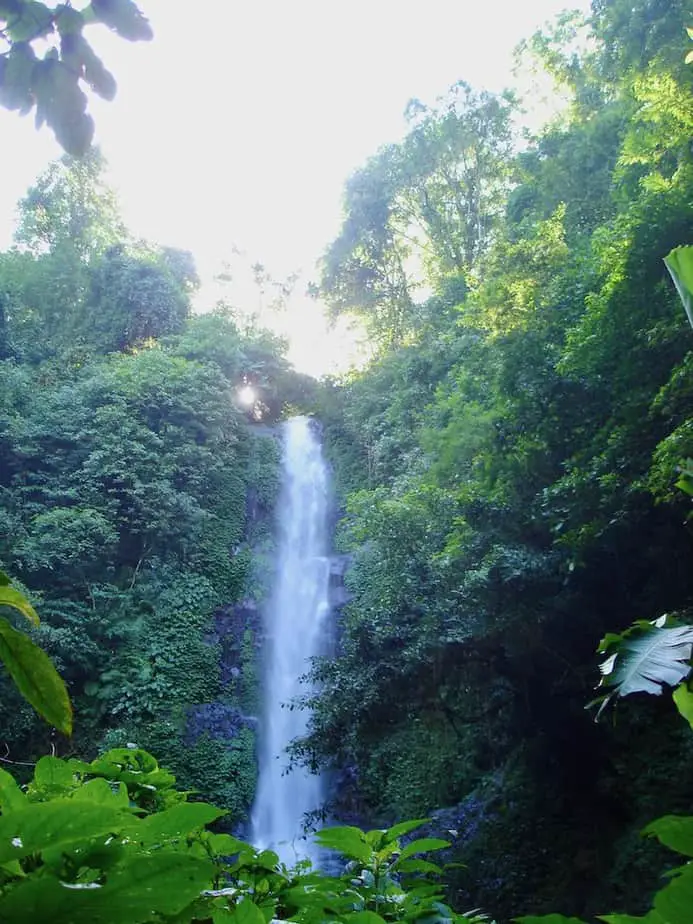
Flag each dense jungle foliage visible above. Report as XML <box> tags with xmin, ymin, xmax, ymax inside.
<box><xmin>3</xmin><ymin>1</ymin><xmax>693</xmax><ymax>923</ymax></box>
<box><xmin>0</xmin><ymin>146</ymin><xmax>312</xmax><ymax>816</ymax></box>
<box><xmin>286</xmin><ymin>0</ymin><xmax>693</xmax><ymax>920</ymax></box>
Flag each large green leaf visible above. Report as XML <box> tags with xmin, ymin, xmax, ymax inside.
<box><xmin>228</xmin><ymin>898</ymin><xmax>267</xmax><ymax>924</ymax></box>
<box><xmin>55</xmin><ymin>4</ymin><xmax>84</xmax><ymax>36</ymax></box>
<box><xmin>33</xmin><ymin>57</ymin><xmax>94</xmax><ymax>156</ymax></box>
<box><xmin>0</xmin><ymin>617</ymin><xmax>72</xmax><ymax>735</ymax></box>
<box><xmin>92</xmin><ymin>747</ymin><xmax>159</xmax><ymax>773</ymax></box>
<box><xmin>0</xmin><ymin>852</ymin><xmax>216</xmax><ymax>923</ymax></box>
<box><xmin>0</xmin><ymin>583</ymin><xmax>39</xmax><ymax>626</ymax></box>
<box><xmin>213</xmin><ymin>911</ymin><xmax>237</xmax><ymax>924</ymax></box>
<box><xmin>254</xmin><ymin>848</ymin><xmax>280</xmax><ymax>870</ymax></box>
<box><xmin>0</xmin><ymin>799</ymin><xmax>128</xmax><ymax>862</ymax></box>
<box><xmin>396</xmin><ymin>858</ymin><xmax>443</xmax><ymax>875</ymax></box>
<box><xmin>664</xmin><ymin>245</ymin><xmax>693</xmax><ymax>330</ymax></box>
<box><xmin>653</xmin><ymin>864</ymin><xmax>693</xmax><ymax>924</ymax></box>
<box><xmin>0</xmin><ymin>767</ymin><xmax>27</xmax><ymax>812</ymax></box>
<box><xmin>394</xmin><ymin>837</ymin><xmax>450</xmax><ymax>863</ymax></box>
<box><xmin>643</xmin><ymin>815</ymin><xmax>693</xmax><ymax>857</ymax></box>
<box><xmin>91</xmin><ymin>0</ymin><xmax>153</xmax><ymax>41</ymax></box>
<box><xmin>205</xmin><ymin>832</ymin><xmax>251</xmax><ymax>857</ymax></box>
<box><xmin>598</xmin><ymin>624</ymin><xmax>693</xmax><ymax>700</ymax></box>
<box><xmin>673</xmin><ymin>683</ymin><xmax>693</xmax><ymax>729</ymax></box>
<box><xmin>92</xmin><ymin>851</ymin><xmax>217</xmax><ymax>920</ymax></box>
<box><xmin>33</xmin><ymin>755</ymin><xmax>76</xmax><ymax>791</ymax></box>
<box><xmin>384</xmin><ymin>818</ymin><xmax>430</xmax><ymax>841</ymax></box>
<box><xmin>0</xmin><ymin>42</ymin><xmax>35</xmax><ymax>113</ymax></box>
<box><xmin>82</xmin><ymin>45</ymin><xmax>116</xmax><ymax>100</ymax></box>
<box><xmin>315</xmin><ymin>825</ymin><xmax>372</xmax><ymax>862</ymax></box>
<box><xmin>5</xmin><ymin>1</ymin><xmax>53</xmax><ymax>42</ymax></box>
<box><xmin>59</xmin><ymin>31</ymin><xmax>117</xmax><ymax>100</ymax></box>
<box><xmin>125</xmin><ymin>801</ymin><xmax>227</xmax><ymax>845</ymax></box>
<box><xmin>72</xmin><ymin>777</ymin><xmax>130</xmax><ymax>807</ymax></box>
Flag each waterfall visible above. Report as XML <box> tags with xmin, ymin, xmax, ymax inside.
<box><xmin>251</xmin><ymin>416</ymin><xmax>331</xmax><ymax>864</ymax></box>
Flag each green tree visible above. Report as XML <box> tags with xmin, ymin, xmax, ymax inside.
<box><xmin>307</xmin><ymin>2</ymin><xmax>693</xmax><ymax>918</ymax></box>
<box><xmin>15</xmin><ymin>147</ymin><xmax>125</xmax><ymax>260</ymax></box>
<box><xmin>83</xmin><ymin>244</ymin><xmax>191</xmax><ymax>351</ymax></box>
<box><xmin>319</xmin><ymin>82</ymin><xmax>513</xmax><ymax>345</ymax></box>
<box><xmin>0</xmin><ymin>150</ymin><xmax>127</xmax><ymax>356</ymax></box>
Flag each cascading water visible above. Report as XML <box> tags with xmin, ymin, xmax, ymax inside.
<box><xmin>251</xmin><ymin>416</ymin><xmax>331</xmax><ymax>864</ymax></box>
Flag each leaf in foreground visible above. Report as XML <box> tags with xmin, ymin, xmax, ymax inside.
<box><xmin>0</xmin><ymin>617</ymin><xmax>72</xmax><ymax>735</ymax></box>
<box><xmin>664</xmin><ymin>245</ymin><xmax>693</xmax><ymax>329</ymax></box>
<box><xmin>598</xmin><ymin>625</ymin><xmax>693</xmax><ymax>699</ymax></box>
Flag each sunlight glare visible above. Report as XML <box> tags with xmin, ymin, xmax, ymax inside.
<box><xmin>238</xmin><ymin>385</ymin><xmax>257</xmax><ymax>407</ymax></box>
<box><xmin>0</xmin><ymin>0</ymin><xmax>590</xmax><ymax>379</ymax></box>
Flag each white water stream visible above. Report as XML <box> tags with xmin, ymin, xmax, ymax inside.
<box><xmin>251</xmin><ymin>416</ymin><xmax>331</xmax><ymax>864</ymax></box>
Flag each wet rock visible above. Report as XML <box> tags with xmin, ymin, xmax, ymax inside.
<box><xmin>328</xmin><ymin>553</ymin><xmax>353</xmax><ymax>608</ymax></box>
<box><xmin>186</xmin><ymin>702</ymin><xmax>257</xmax><ymax>744</ymax></box>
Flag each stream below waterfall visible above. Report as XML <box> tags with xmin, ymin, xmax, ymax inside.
<box><xmin>251</xmin><ymin>416</ymin><xmax>331</xmax><ymax>864</ymax></box>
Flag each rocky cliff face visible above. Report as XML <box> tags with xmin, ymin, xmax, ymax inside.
<box><xmin>180</xmin><ymin>428</ymin><xmax>280</xmax><ymax>824</ymax></box>
<box><xmin>328</xmin><ymin>553</ymin><xmax>352</xmax><ymax>609</ymax></box>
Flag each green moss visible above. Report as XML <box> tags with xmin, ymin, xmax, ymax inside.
<box><xmin>240</xmin><ymin>627</ymin><xmax>260</xmax><ymax>715</ymax></box>
<box><xmin>138</xmin><ymin>722</ymin><xmax>257</xmax><ymax>821</ymax></box>
<box><xmin>361</xmin><ymin>717</ymin><xmax>479</xmax><ymax>819</ymax></box>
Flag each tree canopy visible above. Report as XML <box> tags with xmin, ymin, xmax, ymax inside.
<box><xmin>297</xmin><ymin>2</ymin><xmax>693</xmax><ymax>918</ymax></box>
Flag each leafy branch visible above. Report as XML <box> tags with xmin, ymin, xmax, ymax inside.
<box><xmin>0</xmin><ymin>0</ymin><xmax>152</xmax><ymax>155</ymax></box>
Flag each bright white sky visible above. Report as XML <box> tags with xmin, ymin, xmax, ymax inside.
<box><xmin>0</xmin><ymin>0</ymin><xmax>589</xmax><ymax>375</ymax></box>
